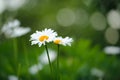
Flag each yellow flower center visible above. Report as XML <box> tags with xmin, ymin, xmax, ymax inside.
<box><xmin>54</xmin><ymin>39</ymin><xmax>61</xmax><ymax>44</ymax></box>
<box><xmin>39</xmin><ymin>35</ymin><xmax>49</xmax><ymax>42</ymax></box>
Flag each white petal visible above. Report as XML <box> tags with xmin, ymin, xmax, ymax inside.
<box><xmin>31</xmin><ymin>41</ymin><xmax>39</xmax><ymax>45</ymax></box>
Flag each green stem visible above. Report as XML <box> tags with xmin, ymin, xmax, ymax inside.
<box><xmin>13</xmin><ymin>38</ymin><xmax>18</xmax><ymax>70</ymax></box>
<box><xmin>17</xmin><ymin>63</ymin><xmax>21</xmax><ymax>79</ymax></box>
<box><xmin>57</xmin><ymin>45</ymin><xmax>60</xmax><ymax>80</ymax></box>
<box><xmin>44</xmin><ymin>44</ymin><xmax>53</xmax><ymax>79</ymax></box>
<box><xmin>23</xmin><ymin>43</ymin><xmax>31</xmax><ymax>80</ymax></box>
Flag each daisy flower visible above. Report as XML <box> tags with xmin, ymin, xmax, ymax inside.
<box><xmin>6</xmin><ymin>0</ymin><xmax>27</xmax><ymax>11</ymax></box>
<box><xmin>30</xmin><ymin>28</ymin><xmax>57</xmax><ymax>47</ymax></box>
<box><xmin>54</xmin><ymin>36</ymin><xmax>73</xmax><ymax>46</ymax></box>
<box><xmin>8</xmin><ymin>75</ymin><xmax>18</xmax><ymax>80</ymax></box>
<box><xmin>38</xmin><ymin>49</ymin><xmax>57</xmax><ymax>65</ymax></box>
<box><xmin>1</xmin><ymin>19</ymin><xmax>31</xmax><ymax>38</ymax></box>
<box><xmin>91</xmin><ymin>68</ymin><xmax>104</xmax><ymax>79</ymax></box>
<box><xmin>29</xmin><ymin>64</ymin><xmax>43</xmax><ymax>75</ymax></box>
<box><xmin>0</xmin><ymin>0</ymin><xmax>6</xmax><ymax>14</ymax></box>
<box><xmin>104</xmin><ymin>46</ymin><xmax>120</xmax><ymax>55</ymax></box>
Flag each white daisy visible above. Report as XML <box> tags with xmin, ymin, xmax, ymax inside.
<box><xmin>104</xmin><ymin>46</ymin><xmax>120</xmax><ymax>55</ymax></box>
<box><xmin>54</xmin><ymin>36</ymin><xmax>73</xmax><ymax>46</ymax></box>
<box><xmin>0</xmin><ymin>0</ymin><xmax>6</xmax><ymax>14</ymax></box>
<box><xmin>38</xmin><ymin>49</ymin><xmax>57</xmax><ymax>65</ymax></box>
<box><xmin>29</xmin><ymin>63</ymin><xmax>43</xmax><ymax>75</ymax></box>
<box><xmin>8</xmin><ymin>75</ymin><xmax>18</xmax><ymax>80</ymax></box>
<box><xmin>91</xmin><ymin>68</ymin><xmax>104</xmax><ymax>79</ymax></box>
<box><xmin>1</xmin><ymin>19</ymin><xmax>31</xmax><ymax>38</ymax></box>
<box><xmin>30</xmin><ymin>28</ymin><xmax>57</xmax><ymax>47</ymax></box>
<box><xmin>6</xmin><ymin>0</ymin><xmax>27</xmax><ymax>11</ymax></box>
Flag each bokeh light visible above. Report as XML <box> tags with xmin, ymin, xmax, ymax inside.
<box><xmin>105</xmin><ymin>27</ymin><xmax>119</xmax><ymax>44</ymax></box>
<box><xmin>56</xmin><ymin>8</ymin><xmax>76</xmax><ymax>27</ymax></box>
<box><xmin>90</xmin><ymin>12</ymin><xmax>107</xmax><ymax>31</ymax></box>
<box><xmin>75</xmin><ymin>8</ymin><xmax>89</xmax><ymax>27</ymax></box>
<box><xmin>107</xmin><ymin>10</ymin><xmax>120</xmax><ymax>29</ymax></box>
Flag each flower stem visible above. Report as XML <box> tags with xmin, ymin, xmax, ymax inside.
<box><xmin>23</xmin><ymin>42</ymin><xmax>31</xmax><ymax>80</ymax></box>
<box><xmin>13</xmin><ymin>38</ymin><xmax>18</xmax><ymax>71</ymax></box>
<box><xmin>17</xmin><ymin>63</ymin><xmax>21</xmax><ymax>79</ymax></box>
<box><xmin>57</xmin><ymin>44</ymin><xmax>60</xmax><ymax>80</ymax></box>
<box><xmin>44</xmin><ymin>44</ymin><xmax>53</xmax><ymax>79</ymax></box>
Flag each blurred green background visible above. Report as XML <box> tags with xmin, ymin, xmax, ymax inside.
<box><xmin>0</xmin><ymin>0</ymin><xmax>120</xmax><ymax>80</ymax></box>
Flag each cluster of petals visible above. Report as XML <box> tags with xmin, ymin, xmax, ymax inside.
<box><xmin>30</xmin><ymin>28</ymin><xmax>73</xmax><ymax>47</ymax></box>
